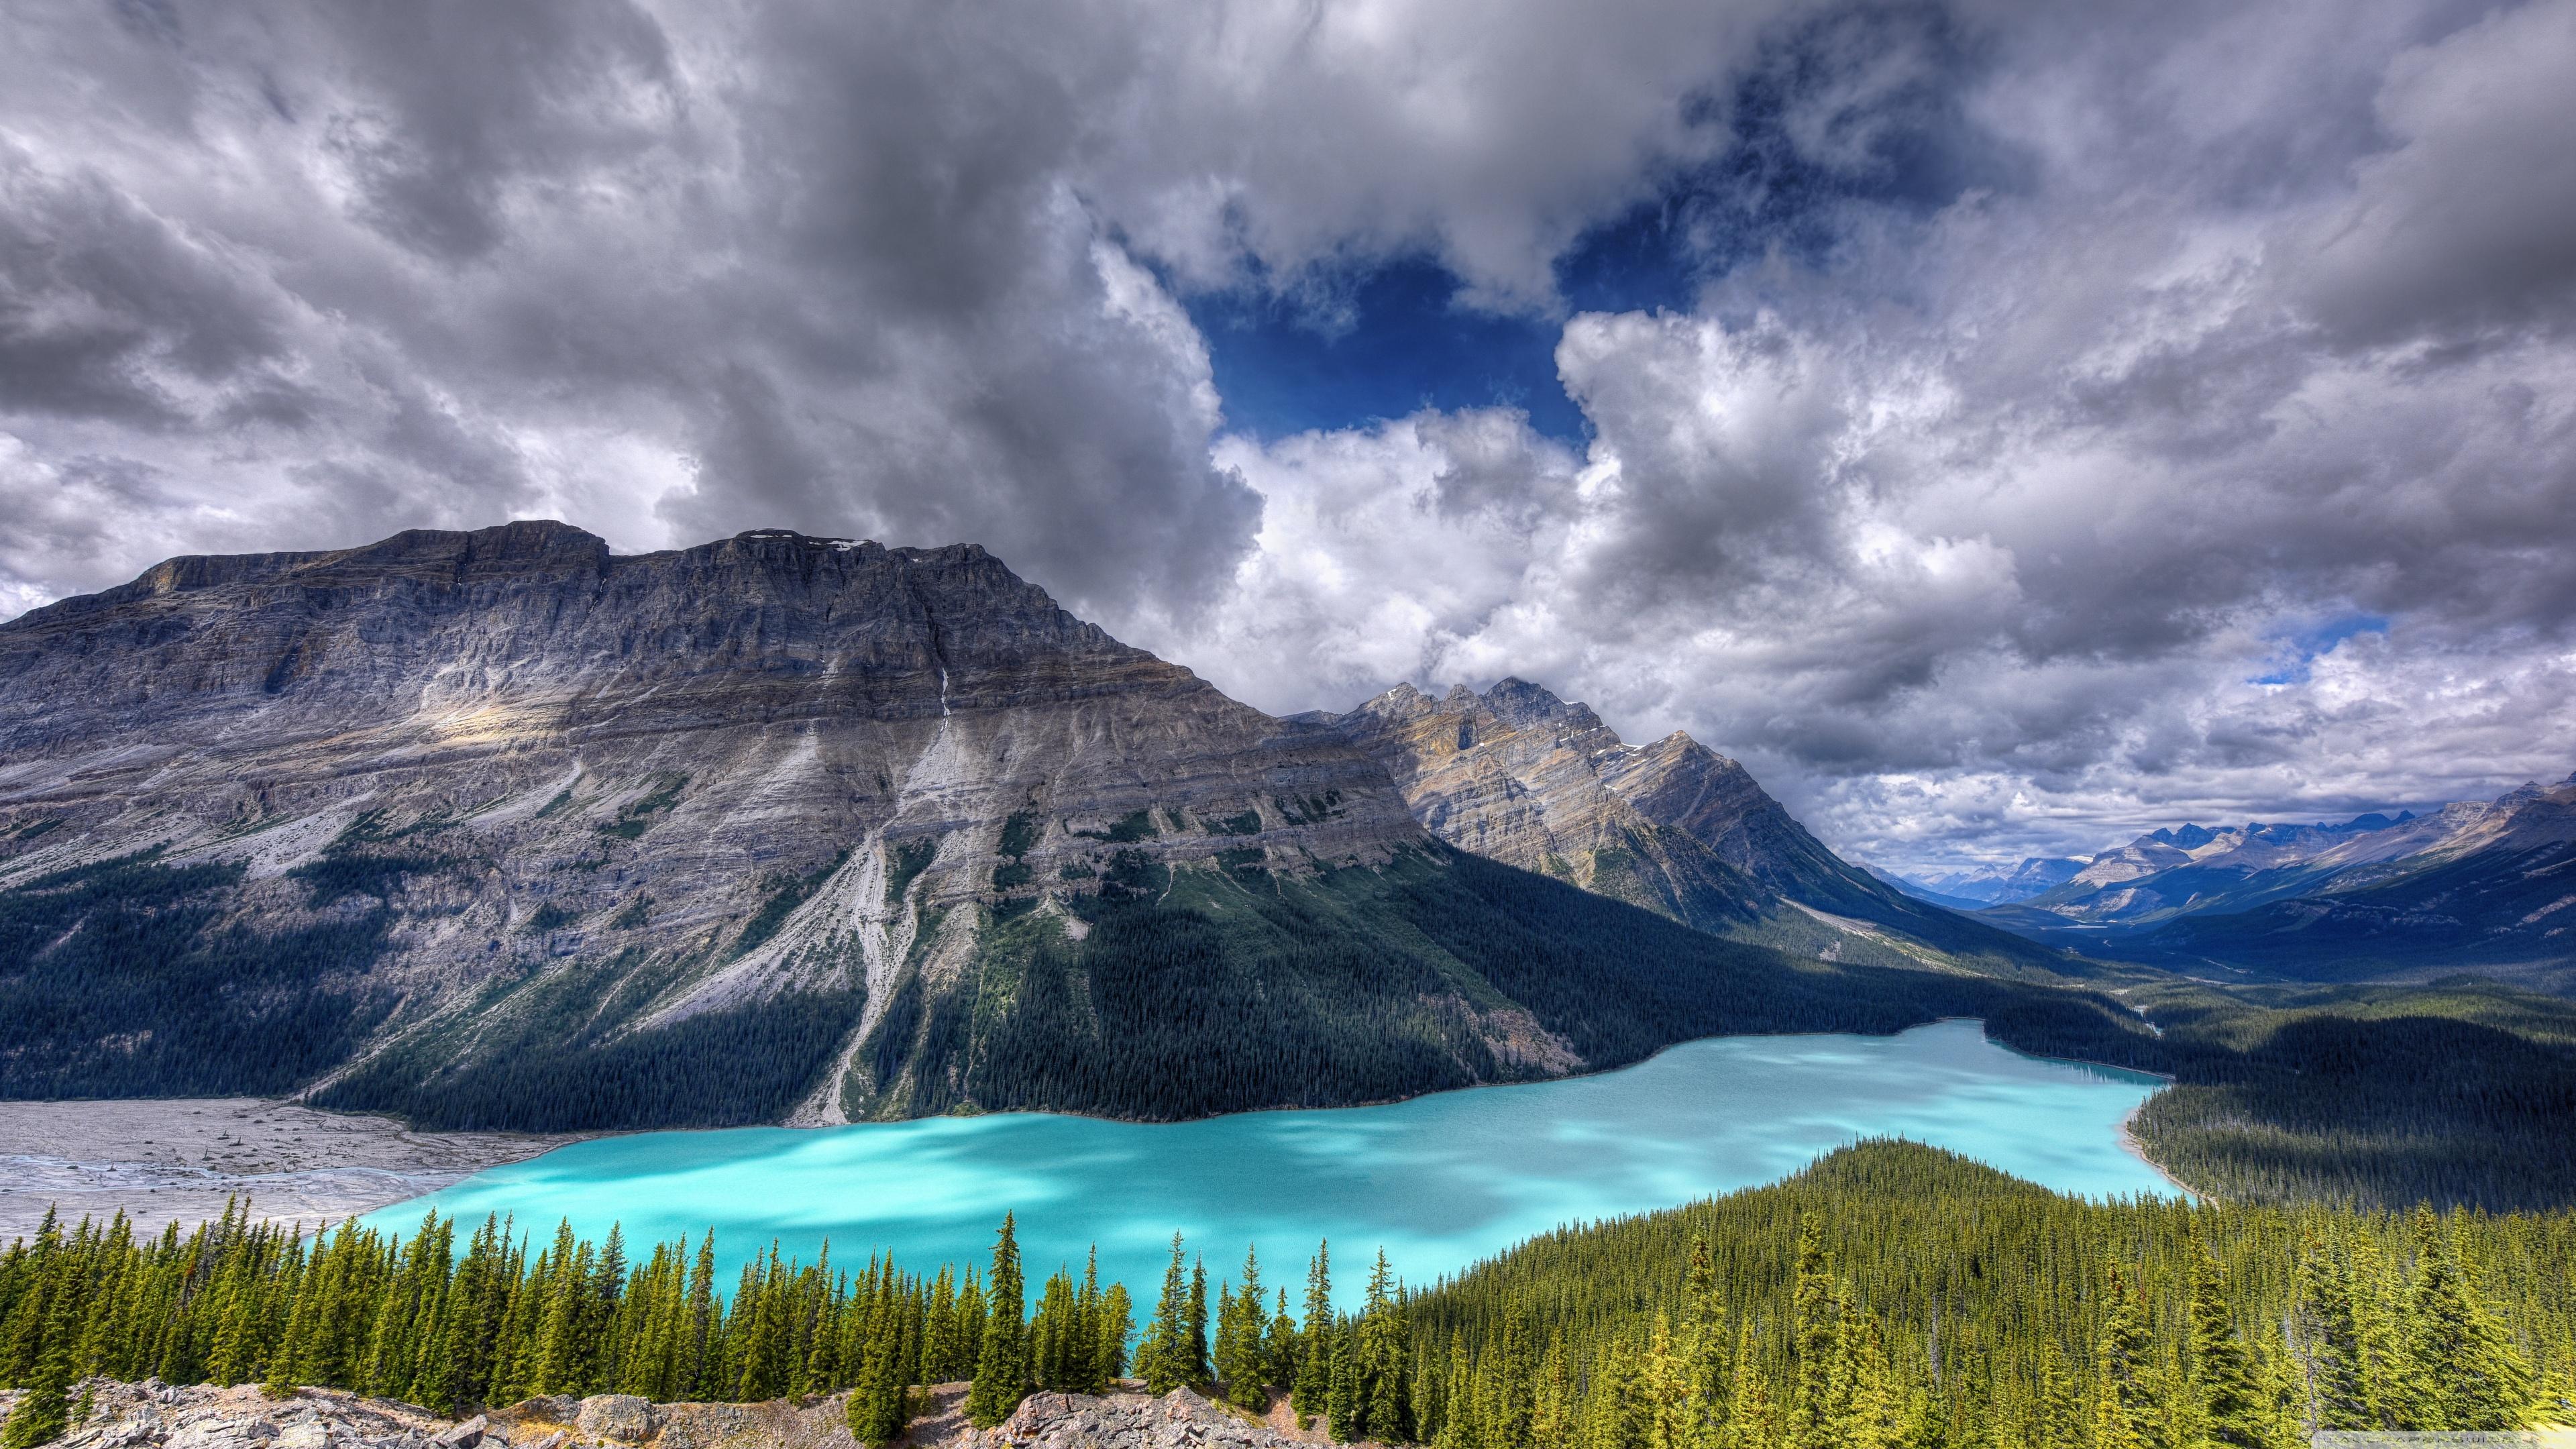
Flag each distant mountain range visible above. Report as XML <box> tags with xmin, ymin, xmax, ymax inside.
<box><xmin>1883</xmin><ymin>857</ymin><xmax>2088</xmax><ymax>908</ymax></box>
<box><xmin>0</xmin><ymin>523</ymin><xmax>2121</xmax><ymax>1132</ymax></box>
<box><xmin>1948</xmin><ymin>780</ymin><xmax>2576</xmax><ymax>985</ymax></box>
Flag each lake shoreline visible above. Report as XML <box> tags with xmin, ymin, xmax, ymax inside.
<box><xmin>0</xmin><ymin>1097</ymin><xmax>590</xmax><ymax>1242</ymax></box>
<box><xmin>2</xmin><ymin>1018</ymin><xmax>2175</xmax><ymax>1244</ymax></box>
<box><xmin>353</xmin><ymin>1020</ymin><xmax>2169</xmax><ymax>1310</ymax></box>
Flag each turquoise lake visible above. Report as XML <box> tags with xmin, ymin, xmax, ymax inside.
<box><xmin>367</xmin><ymin>1020</ymin><xmax>2171</xmax><ymax>1306</ymax></box>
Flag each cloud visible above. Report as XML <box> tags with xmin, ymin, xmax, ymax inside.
<box><xmin>1135</xmin><ymin>0</ymin><xmax>2576</xmax><ymax>868</ymax></box>
<box><xmin>2288</xmin><ymin>0</ymin><xmax>2576</xmax><ymax>347</ymax></box>
<box><xmin>3</xmin><ymin>0</ymin><xmax>2573</xmax><ymax>869</ymax></box>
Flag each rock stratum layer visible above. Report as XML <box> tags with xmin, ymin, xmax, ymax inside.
<box><xmin>0</xmin><ymin>523</ymin><xmax>2125</xmax><ymax>1132</ymax></box>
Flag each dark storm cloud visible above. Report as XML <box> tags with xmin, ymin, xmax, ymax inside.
<box><xmin>304</xmin><ymin>1</ymin><xmax>678</xmax><ymax>262</ymax></box>
<box><xmin>0</xmin><ymin>0</ymin><xmax>1256</xmax><ymax>617</ymax></box>
<box><xmin>0</xmin><ymin>159</ymin><xmax>290</xmax><ymax>426</ymax></box>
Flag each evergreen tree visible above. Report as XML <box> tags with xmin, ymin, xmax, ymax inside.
<box><xmin>1347</xmin><ymin>1250</ymin><xmax>1411</xmax><ymax>1443</ymax></box>
<box><xmin>1098</xmin><ymin>1283</ymin><xmax>1133</xmax><ymax>1381</ymax></box>
<box><xmin>1295</xmin><ymin>1240</ymin><xmax>1334</xmax><ymax>1426</ymax></box>
<box><xmin>1721</xmin><ymin>1320</ymin><xmax>1776</xmax><ymax>1449</ymax></box>
<box><xmin>2292</xmin><ymin>1227</ymin><xmax>2371</xmax><ymax>1431</ymax></box>
<box><xmin>1187</xmin><ymin>1256</ymin><xmax>1212</xmax><ymax>1389</ymax></box>
<box><xmin>1265</xmin><ymin>1287</ymin><xmax>1297</xmax><ymax>1392</ymax></box>
<box><xmin>846</xmin><ymin>1297</ymin><xmax>909</xmax><ymax>1448</ymax></box>
<box><xmin>1532</xmin><ymin>1332</ymin><xmax>1577</xmax><ymax>1449</ymax></box>
<box><xmin>1582</xmin><ymin>1336</ymin><xmax>1644</xmax><ymax>1449</ymax></box>
<box><xmin>1786</xmin><ymin>1216</ymin><xmax>1838</xmax><ymax>1449</ymax></box>
<box><xmin>1327</xmin><ymin>1330</ymin><xmax>1360</xmax><ymax>1443</ymax></box>
<box><xmin>2401</xmin><ymin>1206</ymin><xmax>2534</xmax><ymax>1430</ymax></box>
<box><xmin>2032</xmin><ymin>1336</ymin><xmax>2080</xmax><ymax>1449</ymax></box>
<box><xmin>2094</xmin><ymin>1260</ymin><xmax>2162</xmax><ymax>1449</ymax></box>
<box><xmin>1139</xmin><ymin>1234</ymin><xmax>1191</xmax><ymax>1395</ymax></box>
<box><xmin>2186</xmin><ymin>1232</ymin><xmax>2265</xmax><ymax>1448</ymax></box>
<box><xmin>1219</xmin><ymin>1245</ymin><xmax>1268</xmax><ymax>1409</ymax></box>
<box><xmin>0</xmin><ymin>1269</ymin><xmax>74</xmax><ymax>1449</ymax></box>
<box><xmin>966</xmin><ymin>1214</ymin><xmax>1028</xmax><ymax>1428</ymax></box>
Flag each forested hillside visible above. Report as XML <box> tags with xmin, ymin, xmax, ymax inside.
<box><xmin>0</xmin><ymin>835</ymin><xmax>2161</xmax><ymax>1133</ymax></box>
<box><xmin>809</xmin><ymin>845</ymin><xmax>2165</xmax><ymax>1128</ymax></box>
<box><xmin>2123</xmin><ymin>977</ymin><xmax>2576</xmax><ymax>1210</ymax></box>
<box><xmin>3</xmin><ymin>1142</ymin><xmax>2567</xmax><ymax>1449</ymax></box>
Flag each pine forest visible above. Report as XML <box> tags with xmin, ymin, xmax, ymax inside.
<box><xmin>2</xmin><ymin>1142</ymin><xmax>2568</xmax><ymax>1448</ymax></box>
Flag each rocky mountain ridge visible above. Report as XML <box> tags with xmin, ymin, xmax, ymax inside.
<box><xmin>0</xmin><ymin>523</ymin><xmax>1436</xmax><ymax>1126</ymax></box>
<box><xmin>1890</xmin><ymin>857</ymin><xmax>2086</xmax><ymax>907</ymax></box>
<box><xmin>1967</xmin><ymin>775</ymin><xmax>2576</xmax><ymax>984</ymax></box>
<box><xmin>1</xmin><ymin>522</ymin><xmax>2114</xmax><ymax>1132</ymax></box>
<box><xmin>1303</xmin><ymin>679</ymin><xmax>2066</xmax><ymax>975</ymax></box>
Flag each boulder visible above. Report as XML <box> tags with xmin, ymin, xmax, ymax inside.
<box><xmin>574</xmin><ymin>1397</ymin><xmax>655</xmax><ymax>1444</ymax></box>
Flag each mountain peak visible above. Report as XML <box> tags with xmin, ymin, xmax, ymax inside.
<box><xmin>1482</xmin><ymin>676</ymin><xmax>1572</xmax><ymax>727</ymax></box>
<box><xmin>1312</xmin><ymin>671</ymin><xmax>2054</xmax><ymax>971</ymax></box>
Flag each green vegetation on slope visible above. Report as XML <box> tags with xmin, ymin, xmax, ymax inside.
<box><xmin>312</xmin><ymin>976</ymin><xmax>866</xmax><ymax>1132</ymax></box>
<box><xmin>848</xmin><ymin>844</ymin><xmax>2165</xmax><ymax>1122</ymax></box>
<box><xmin>4</xmin><ymin>1142</ymin><xmax>2569</xmax><ymax>1448</ymax></box>
<box><xmin>1406</xmin><ymin>1139</ymin><xmax>2568</xmax><ymax>1443</ymax></box>
<box><xmin>0</xmin><ymin>855</ymin><xmax>394</xmax><ymax>1098</ymax></box>
<box><xmin>2123</xmin><ymin>976</ymin><xmax>2576</xmax><ymax>1211</ymax></box>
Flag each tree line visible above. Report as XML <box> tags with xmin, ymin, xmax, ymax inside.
<box><xmin>4</xmin><ymin>1142</ymin><xmax>2570</xmax><ymax>1449</ymax></box>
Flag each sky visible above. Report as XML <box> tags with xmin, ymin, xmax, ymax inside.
<box><xmin>2</xmin><ymin>0</ymin><xmax>2573</xmax><ymax>873</ymax></box>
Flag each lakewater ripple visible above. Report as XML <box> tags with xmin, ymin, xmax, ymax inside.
<box><xmin>367</xmin><ymin>1020</ymin><xmax>2169</xmax><ymax>1306</ymax></box>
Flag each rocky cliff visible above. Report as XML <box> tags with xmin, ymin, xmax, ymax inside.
<box><xmin>1305</xmin><ymin>680</ymin><xmax>2067</xmax><ymax>975</ymax></box>
<box><xmin>0</xmin><ymin>523</ymin><xmax>2094</xmax><ymax>1130</ymax></box>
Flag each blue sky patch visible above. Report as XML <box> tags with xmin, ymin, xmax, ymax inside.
<box><xmin>2250</xmin><ymin>612</ymin><xmax>2390</xmax><ymax>685</ymax></box>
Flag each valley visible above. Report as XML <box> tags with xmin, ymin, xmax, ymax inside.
<box><xmin>4</xmin><ymin>523</ymin><xmax>2575</xmax><ymax>1442</ymax></box>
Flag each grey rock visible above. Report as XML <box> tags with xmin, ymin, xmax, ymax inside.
<box><xmin>984</xmin><ymin>1389</ymin><xmax>1303</xmax><ymax>1449</ymax></box>
<box><xmin>574</xmin><ymin>1398</ymin><xmax>653</xmax><ymax>1444</ymax></box>
<box><xmin>0</xmin><ymin>523</ymin><xmax>1428</xmax><ymax>1126</ymax></box>
<box><xmin>432</xmin><ymin>1416</ymin><xmax>488</xmax><ymax>1449</ymax></box>
<box><xmin>1316</xmin><ymin>677</ymin><xmax>2051</xmax><ymax>970</ymax></box>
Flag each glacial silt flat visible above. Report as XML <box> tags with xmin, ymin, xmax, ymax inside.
<box><xmin>369</xmin><ymin>1019</ymin><xmax>2167</xmax><ymax>1303</ymax></box>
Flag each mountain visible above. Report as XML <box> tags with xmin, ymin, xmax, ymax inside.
<box><xmin>1864</xmin><ymin>865</ymin><xmax>1996</xmax><ymax>912</ymax></box>
<box><xmin>2141</xmin><ymin>776</ymin><xmax>2576</xmax><ymax>981</ymax></box>
<box><xmin>1970</xmin><ymin>782</ymin><xmax>2576</xmax><ymax>985</ymax></box>
<box><xmin>1897</xmin><ymin>857</ymin><xmax>2088</xmax><ymax>906</ymax></box>
<box><xmin>1299</xmin><ymin>680</ymin><xmax>2069</xmax><ymax>975</ymax></box>
<box><xmin>0</xmin><ymin>523</ymin><xmax>2133</xmax><ymax>1132</ymax></box>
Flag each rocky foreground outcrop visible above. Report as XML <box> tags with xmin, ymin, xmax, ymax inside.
<box><xmin>0</xmin><ymin>1381</ymin><xmax>1322</xmax><ymax>1449</ymax></box>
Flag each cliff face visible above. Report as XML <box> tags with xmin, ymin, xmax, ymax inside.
<box><xmin>1310</xmin><ymin>680</ymin><xmax>2067</xmax><ymax>973</ymax></box>
<box><xmin>0</xmin><ymin>523</ymin><xmax>1436</xmax><ymax>1126</ymax></box>
<box><xmin>1300</xmin><ymin>681</ymin><xmax>1767</xmax><ymax>934</ymax></box>
<box><xmin>0</xmin><ymin>523</ymin><xmax>2098</xmax><ymax>1130</ymax></box>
